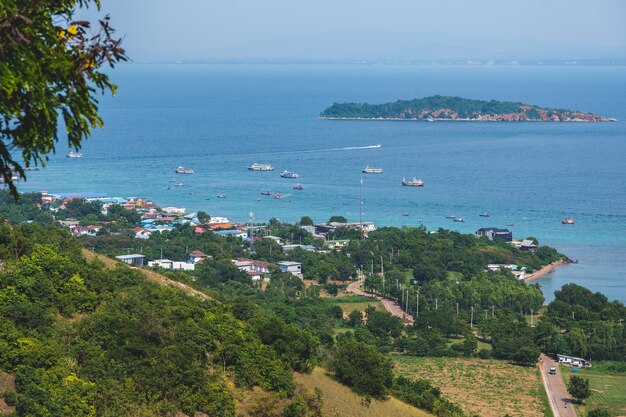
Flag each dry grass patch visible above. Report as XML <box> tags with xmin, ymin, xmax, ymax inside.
<box><xmin>0</xmin><ymin>371</ymin><xmax>15</xmax><ymax>415</ymax></box>
<box><xmin>295</xmin><ymin>367</ymin><xmax>433</xmax><ymax>417</ymax></box>
<box><xmin>393</xmin><ymin>356</ymin><xmax>546</xmax><ymax>417</ymax></box>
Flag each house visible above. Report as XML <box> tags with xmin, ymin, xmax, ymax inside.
<box><xmin>283</xmin><ymin>244</ymin><xmax>317</xmax><ymax>252</ymax></box>
<box><xmin>187</xmin><ymin>250</ymin><xmax>208</xmax><ymax>264</ymax></box>
<box><xmin>133</xmin><ymin>227</ymin><xmax>152</xmax><ymax>239</ymax></box>
<box><xmin>57</xmin><ymin>219</ymin><xmax>80</xmax><ymax>227</ymax></box>
<box><xmin>557</xmin><ymin>354</ymin><xmax>591</xmax><ymax>368</ymax></box>
<box><xmin>162</xmin><ymin>207</ymin><xmax>186</xmax><ymax>214</ymax></box>
<box><xmin>326</xmin><ymin>239</ymin><xmax>351</xmax><ymax>250</ymax></box>
<box><xmin>345</xmin><ymin>222</ymin><xmax>377</xmax><ymax>232</ymax></box>
<box><xmin>148</xmin><ymin>259</ymin><xmax>195</xmax><ymax>271</ymax></box>
<box><xmin>519</xmin><ymin>239</ymin><xmax>538</xmax><ymax>252</ymax></box>
<box><xmin>70</xmin><ymin>225</ymin><xmax>101</xmax><ymax>237</ymax></box>
<box><xmin>235</xmin><ymin>258</ymin><xmax>271</xmax><ymax>273</ymax></box>
<box><xmin>116</xmin><ymin>254</ymin><xmax>146</xmax><ymax>267</ymax></box>
<box><xmin>278</xmin><ymin>261</ymin><xmax>302</xmax><ymax>277</ymax></box>
<box><xmin>264</xmin><ymin>235</ymin><xmax>284</xmax><ymax>245</ymax></box>
<box><xmin>476</xmin><ymin>227</ymin><xmax>513</xmax><ymax>242</ymax></box>
<box><xmin>214</xmin><ymin>229</ymin><xmax>247</xmax><ymax>238</ymax></box>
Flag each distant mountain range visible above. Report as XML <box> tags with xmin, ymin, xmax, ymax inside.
<box><xmin>173</xmin><ymin>29</ymin><xmax>626</xmax><ymax>64</ymax></box>
<box><xmin>320</xmin><ymin>95</ymin><xmax>617</xmax><ymax>122</ymax></box>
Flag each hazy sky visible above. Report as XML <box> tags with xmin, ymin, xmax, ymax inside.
<box><xmin>80</xmin><ymin>0</ymin><xmax>626</xmax><ymax>61</ymax></box>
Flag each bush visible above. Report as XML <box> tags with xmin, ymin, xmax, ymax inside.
<box><xmin>283</xmin><ymin>396</ymin><xmax>309</xmax><ymax>417</ymax></box>
<box><xmin>2</xmin><ymin>391</ymin><xmax>17</xmax><ymax>406</ymax></box>
<box><xmin>478</xmin><ymin>348</ymin><xmax>492</xmax><ymax>359</ymax></box>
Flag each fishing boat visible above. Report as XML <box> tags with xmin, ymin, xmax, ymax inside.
<box><xmin>248</xmin><ymin>163</ymin><xmax>274</xmax><ymax>171</ymax></box>
<box><xmin>217</xmin><ymin>194</ymin><xmax>226</xmax><ymax>199</ymax></box>
<box><xmin>362</xmin><ymin>166</ymin><xmax>383</xmax><ymax>174</ymax></box>
<box><xmin>445</xmin><ymin>214</ymin><xmax>456</xmax><ymax>219</ymax></box>
<box><xmin>506</xmin><ymin>223</ymin><xmax>515</xmax><ymax>227</ymax></box>
<box><xmin>402</xmin><ymin>177</ymin><xmax>424</xmax><ymax>187</ymax></box>
<box><xmin>66</xmin><ymin>151</ymin><xmax>82</xmax><ymax>158</ymax></box>
<box><xmin>260</xmin><ymin>190</ymin><xmax>271</xmax><ymax>195</ymax></box>
<box><xmin>426</xmin><ymin>117</ymin><xmax>434</xmax><ymax>122</ymax></box>
<box><xmin>175</xmin><ymin>166</ymin><xmax>194</xmax><ymax>174</ymax></box>
<box><xmin>280</xmin><ymin>170</ymin><xmax>300</xmax><ymax>179</ymax></box>
<box><xmin>562</xmin><ymin>218</ymin><xmax>575</xmax><ymax>225</ymax></box>
<box><xmin>479</xmin><ymin>212</ymin><xmax>490</xmax><ymax>217</ymax></box>
<box><xmin>402</xmin><ymin>212</ymin><xmax>410</xmax><ymax>217</ymax></box>
<box><xmin>453</xmin><ymin>217</ymin><xmax>465</xmax><ymax>223</ymax></box>
<box><xmin>174</xmin><ymin>183</ymin><xmax>184</xmax><ymax>187</ymax></box>
<box><xmin>293</xmin><ymin>184</ymin><xmax>304</xmax><ymax>190</ymax></box>
<box><xmin>272</xmin><ymin>193</ymin><xmax>284</xmax><ymax>199</ymax></box>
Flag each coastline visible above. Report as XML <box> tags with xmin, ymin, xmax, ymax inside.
<box><xmin>319</xmin><ymin>116</ymin><xmax>617</xmax><ymax>122</ymax></box>
<box><xmin>524</xmin><ymin>258</ymin><xmax>571</xmax><ymax>282</ymax></box>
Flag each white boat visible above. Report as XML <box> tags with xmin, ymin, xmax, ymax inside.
<box><xmin>175</xmin><ymin>166</ymin><xmax>194</xmax><ymax>174</ymax></box>
<box><xmin>248</xmin><ymin>163</ymin><xmax>274</xmax><ymax>171</ymax></box>
<box><xmin>66</xmin><ymin>151</ymin><xmax>82</xmax><ymax>158</ymax></box>
<box><xmin>280</xmin><ymin>170</ymin><xmax>300</xmax><ymax>179</ymax></box>
<box><xmin>402</xmin><ymin>177</ymin><xmax>424</xmax><ymax>187</ymax></box>
<box><xmin>362</xmin><ymin>166</ymin><xmax>383</xmax><ymax>174</ymax></box>
<box><xmin>454</xmin><ymin>217</ymin><xmax>465</xmax><ymax>223</ymax></box>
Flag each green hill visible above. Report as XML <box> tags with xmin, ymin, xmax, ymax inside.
<box><xmin>320</xmin><ymin>95</ymin><xmax>614</xmax><ymax>121</ymax></box>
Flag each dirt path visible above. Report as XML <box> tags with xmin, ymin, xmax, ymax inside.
<box><xmin>81</xmin><ymin>249</ymin><xmax>214</xmax><ymax>301</ymax></box>
<box><xmin>539</xmin><ymin>354</ymin><xmax>577</xmax><ymax>417</ymax></box>
<box><xmin>346</xmin><ymin>277</ymin><xmax>414</xmax><ymax>324</ymax></box>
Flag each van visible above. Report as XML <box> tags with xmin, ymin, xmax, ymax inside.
<box><xmin>549</xmin><ymin>367</ymin><xmax>557</xmax><ymax>375</ymax></box>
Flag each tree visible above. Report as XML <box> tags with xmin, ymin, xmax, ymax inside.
<box><xmin>197</xmin><ymin>211</ymin><xmax>211</xmax><ymax>223</ymax></box>
<box><xmin>331</xmin><ymin>338</ymin><xmax>393</xmax><ymax>399</ymax></box>
<box><xmin>0</xmin><ymin>1</ymin><xmax>126</xmax><ymax>196</ymax></box>
<box><xmin>328</xmin><ymin>215</ymin><xmax>347</xmax><ymax>224</ymax></box>
<box><xmin>299</xmin><ymin>216</ymin><xmax>313</xmax><ymax>226</ymax></box>
<box><xmin>282</xmin><ymin>396</ymin><xmax>308</xmax><ymax>417</ymax></box>
<box><xmin>567</xmin><ymin>375</ymin><xmax>591</xmax><ymax>404</ymax></box>
<box><xmin>587</xmin><ymin>409</ymin><xmax>611</xmax><ymax>417</ymax></box>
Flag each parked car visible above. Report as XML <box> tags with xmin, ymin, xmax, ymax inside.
<box><xmin>549</xmin><ymin>366</ymin><xmax>557</xmax><ymax>375</ymax></box>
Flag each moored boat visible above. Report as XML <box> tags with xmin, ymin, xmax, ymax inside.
<box><xmin>562</xmin><ymin>218</ymin><xmax>575</xmax><ymax>225</ymax></box>
<box><xmin>66</xmin><ymin>151</ymin><xmax>82</xmax><ymax>158</ymax></box>
<box><xmin>272</xmin><ymin>193</ymin><xmax>284</xmax><ymax>199</ymax></box>
<box><xmin>280</xmin><ymin>170</ymin><xmax>300</xmax><ymax>179</ymax></box>
<box><xmin>445</xmin><ymin>214</ymin><xmax>456</xmax><ymax>219</ymax></box>
<box><xmin>248</xmin><ymin>163</ymin><xmax>274</xmax><ymax>171</ymax></box>
<box><xmin>293</xmin><ymin>183</ymin><xmax>304</xmax><ymax>190</ymax></box>
<box><xmin>479</xmin><ymin>212</ymin><xmax>490</xmax><ymax>217</ymax></box>
<box><xmin>175</xmin><ymin>166</ymin><xmax>194</xmax><ymax>174</ymax></box>
<box><xmin>453</xmin><ymin>217</ymin><xmax>465</xmax><ymax>223</ymax></box>
<box><xmin>217</xmin><ymin>194</ymin><xmax>226</xmax><ymax>199</ymax></box>
<box><xmin>362</xmin><ymin>166</ymin><xmax>383</xmax><ymax>174</ymax></box>
<box><xmin>402</xmin><ymin>177</ymin><xmax>424</xmax><ymax>187</ymax></box>
<box><xmin>260</xmin><ymin>190</ymin><xmax>271</xmax><ymax>195</ymax></box>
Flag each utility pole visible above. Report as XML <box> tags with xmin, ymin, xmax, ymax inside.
<box><xmin>531</xmin><ymin>308</ymin><xmax>535</xmax><ymax>328</ymax></box>
<box><xmin>249</xmin><ymin>211</ymin><xmax>255</xmax><ymax>254</ymax></box>
<box><xmin>401</xmin><ymin>285</ymin><xmax>405</xmax><ymax>305</ymax></box>
<box><xmin>415</xmin><ymin>290</ymin><xmax>419</xmax><ymax>317</ymax></box>
<box><xmin>470</xmin><ymin>306</ymin><xmax>474</xmax><ymax>328</ymax></box>
<box><xmin>381</xmin><ymin>256</ymin><xmax>384</xmax><ymax>291</ymax></box>
<box><xmin>435</xmin><ymin>298</ymin><xmax>438</xmax><ymax>310</ymax></box>
<box><xmin>491</xmin><ymin>305</ymin><xmax>495</xmax><ymax>317</ymax></box>
<box><xmin>456</xmin><ymin>302</ymin><xmax>459</xmax><ymax>316</ymax></box>
<box><xmin>405</xmin><ymin>289</ymin><xmax>409</xmax><ymax>314</ymax></box>
<box><xmin>371</xmin><ymin>260</ymin><xmax>373</xmax><ymax>275</ymax></box>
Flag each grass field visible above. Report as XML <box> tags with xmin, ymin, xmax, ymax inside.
<box><xmin>393</xmin><ymin>355</ymin><xmax>550</xmax><ymax>417</ymax></box>
<box><xmin>561</xmin><ymin>362</ymin><xmax>626</xmax><ymax>417</ymax></box>
<box><xmin>295</xmin><ymin>367</ymin><xmax>434</xmax><ymax>417</ymax></box>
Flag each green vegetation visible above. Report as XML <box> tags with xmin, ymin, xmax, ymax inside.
<box><xmin>0</xmin><ymin>1</ymin><xmax>126</xmax><ymax>195</ymax></box>
<box><xmin>568</xmin><ymin>375</ymin><xmax>592</xmax><ymax>404</ymax></box>
<box><xmin>562</xmin><ymin>362</ymin><xmax>626</xmax><ymax>417</ymax></box>
<box><xmin>320</xmin><ymin>95</ymin><xmax>598</xmax><ymax>121</ymax></box>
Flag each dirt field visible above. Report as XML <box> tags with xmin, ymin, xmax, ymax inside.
<box><xmin>295</xmin><ymin>367</ymin><xmax>433</xmax><ymax>417</ymax></box>
<box><xmin>0</xmin><ymin>371</ymin><xmax>15</xmax><ymax>415</ymax></box>
<box><xmin>393</xmin><ymin>356</ymin><xmax>549</xmax><ymax>417</ymax></box>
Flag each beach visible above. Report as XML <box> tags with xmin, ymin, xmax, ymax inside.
<box><xmin>524</xmin><ymin>259</ymin><xmax>571</xmax><ymax>282</ymax></box>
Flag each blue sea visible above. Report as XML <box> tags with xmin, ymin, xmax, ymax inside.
<box><xmin>17</xmin><ymin>64</ymin><xmax>626</xmax><ymax>303</ymax></box>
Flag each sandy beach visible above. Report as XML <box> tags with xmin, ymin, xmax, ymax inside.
<box><xmin>524</xmin><ymin>258</ymin><xmax>571</xmax><ymax>282</ymax></box>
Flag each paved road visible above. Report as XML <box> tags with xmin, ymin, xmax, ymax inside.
<box><xmin>346</xmin><ymin>277</ymin><xmax>414</xmax><ymax>324</ymax></box>
<box><xmin>539</xmin><ymin>354</ymin><xmax>577</xmax><ymax>417</ymax></box>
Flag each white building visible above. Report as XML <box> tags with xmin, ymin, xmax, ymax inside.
<box><xmin>278</xmin><ymin>261</ymin><xmax>302</xmax><ymax>277</ymax></box>
<box><xmin>148</xmin><ymin>259</ymin><xmax>195</xmax><ymax>271</ymax></box>
<box><xmin>162</xmin><ymin>207</ymin><xmax>186</xmax><ymax>214</ymax></box>
<box><xmin>187</xmin><ymin>250</ymin><xmax>209</xmax><ymax>264</ymax></box>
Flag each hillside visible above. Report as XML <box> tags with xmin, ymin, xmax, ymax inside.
<box><xmin>320</xmin><ymin>95</ymin><xmax>615</xmax><ymax>121</ymax></box>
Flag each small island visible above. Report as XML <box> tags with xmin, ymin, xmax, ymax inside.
<box><xmin>320</xmin><ymin>95</ymin><xmax>616</xmax><ymax>122</ymax></box>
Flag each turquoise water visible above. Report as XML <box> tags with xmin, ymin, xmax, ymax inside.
<box><xmin>17</xmin><ymin>64</ymin><xmax>626</xmax><ymax>302</ymax></box>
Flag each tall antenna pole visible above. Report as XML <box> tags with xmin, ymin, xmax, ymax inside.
<box><xmin>360</xmin><ymin>175</ymin><xmax>364</xmax><ymax>240</ymax></box>
<box><xmin>249</xmin><ymin>211</ymin><xmax>255</xmax><ymax>253</ymax></box>
<box><xmin>416</xmin><ymin>290</ymin><xmax>419</xmax><ymax>319</ymax></box>
<box><xmin>381</xmin><ymin>256</ymin><xmax>384</xmax><ymax>291</ymax></box>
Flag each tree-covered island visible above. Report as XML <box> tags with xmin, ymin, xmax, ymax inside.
<box><xmin>321</xmin><ymin>95</ymin><xmax>616</xmax><ymax>121</ymax></box>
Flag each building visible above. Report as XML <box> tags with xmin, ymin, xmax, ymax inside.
<box><xmin>476</xmin><ymin>227</ymin><xmax>513</xmax><ymax>242</ymax></box>
<box><xmin>70</xmin><ymin>225</ymin><xmax>101</xmax><ymax>237</ymax></box>
<box><xmin>283</xmin><ymin>244</ymin><xmax>317</xmax><ymax>252</ymax></box>
<box><xmin>557</xmin><ymin>354</ymin><xmax>591</xmax><ymax>368</ymax></box>
<box><xmin>519</xmin><ymin>239</ymin><xmax>538</xmax><ymax>252</ymax></box>
<box><xmin>147</xmin><ymin>259</ymin><xmax>195</xmax><ymax>271</ymax></box>
<box><xmin>162</xmin><ymin>207</ymin><xmax>186</xmax><ymax>214</ymax></box>
<box><xmin>234</xmin><ymin>258</ymin><xmax>271</xmax><ymax>273</ymax></box>
<box><xmin>278</xmin><ymin>261</ymin><xmax>302</xmax><ymax>277</ymax></box>
<box><xmin>214</xmin><ymin>229</ymin><xmax>247</xmax><ymax>238</ymax></box>
<box><xmin>326</xmin><ymin>239</ymin><xmax>351</xmax><ymax>250</ymax></box>
<box><xmin>115</xmin><ymin>254</ymin><xmax>146</xmax><ymax>267</ymax></box>
<box><xmin>187</xmin><ymin>250</ymin><xmax>209</xmax><ymax>264</ymax></box>
<box><xmin>264</xmin><ymin>235</ymin><xmax>284</xmax><ymax>245</ymax></box>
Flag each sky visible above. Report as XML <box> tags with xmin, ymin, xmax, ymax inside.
<box><xmin>80</xmin><ymin>0</ymin><xmax>626</xmax><ymax>62</ymax></box>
